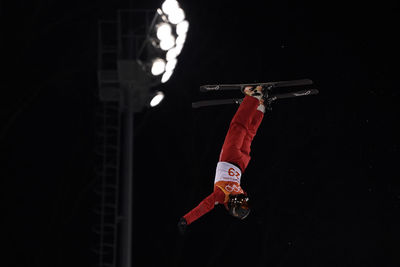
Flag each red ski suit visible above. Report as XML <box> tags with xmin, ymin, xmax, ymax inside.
<box><xmin>183</xmin><ymin>96</ymin><xmax>264</xmax><ymax>224</ymax></box>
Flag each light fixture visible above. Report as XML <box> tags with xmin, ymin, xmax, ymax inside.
<box><xmin>144</xmin><ymin>1</ymin><xmax>189</xmax><ymax>90</ymax></box>
<box><xmin>176</xmin><ymin>20</ymin><xmax>189</xmax><ymax>36</ymax></box>
<box><xmin>161</xmin><ymin>0</ymin><xmax>179</xmax><ymax>15</ymax></box>
<box><xmin>159</xmin><ymin>35</ymin><xmax>175</xmax><ymax>51</ymax></box>
<box><xmin>151</xmin><ymin>58</ymin><xmax>166</xmax><ymax>76</ymax></box>
<box><xmin>174</xmin><ymin>43</ymin><xmax>183</xmax><ymax>55</ymax></box>
<box><xmin>165</xmin><ymin>58</ymin><xmax>177</xmax><ymax>72</ymax></box>
<box><xmin>168</xmin><ymin>8</ymin><xmax>185</xmax><ymax>24</ymax></box>
<box><xmin>166</xmin><ymin>47</ymin><xmax>179</xmax><ymax>60</ymax></box>
<box><xmin>149</xmin><ymin>91</ymin><xmax>165</xmax><ymax>107</ymax></box>
<box><xmin>156</xmin><ymin>23</ymin><xmax>172</xmax><ymax>40</ymax></box>
<box><xmin>175</xmin><ymin>34</ymin><xmax>186</xmax><ymax>46</ymax></box>
<box><xmin>161</xmin><ymin>70</ymin><xmax>173</xmax><ymax>83</ymax></box>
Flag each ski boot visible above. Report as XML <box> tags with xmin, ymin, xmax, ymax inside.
<box><xmin>243</xmin><ymin>85</ymin><xmax>274</xmax><ymax>111</ymax></box>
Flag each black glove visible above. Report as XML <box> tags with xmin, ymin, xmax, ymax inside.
<box><xmin>177</xmin><ymin>217</ymin><xmax>187</xmax><ymax>235</ymax></box>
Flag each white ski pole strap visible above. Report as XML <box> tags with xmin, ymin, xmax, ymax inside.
<box><xmin>214</xmin><ymin>162</ymin><xmax>242</xmax><ymax>184</ymax></box>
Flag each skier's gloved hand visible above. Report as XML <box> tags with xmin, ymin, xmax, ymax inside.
<box><xmin>177</xmin><ymin>217</ymin><xmax>187</xmax><ymax>235</ymax></box>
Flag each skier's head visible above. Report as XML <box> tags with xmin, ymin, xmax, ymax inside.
<box><xmin>227</xmin><ymin>193</ymin><xmax>250</xmax><ymax>220</ymax></box>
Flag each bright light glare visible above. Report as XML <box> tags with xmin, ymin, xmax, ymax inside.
<box><xmin>166</xmin><ymin>58</ymin><xmax>177</xmax><ymax>72</ymax></box>
<box><xmin>168</xmin><ymin>8</ymin><xmax>185</xmax><ymax>24</ymax></box>
<box><xmin>151</xmin><ymin>58</ymin><xmax>166</xmax><ymax>76</ymax></box>
<box><xmin>174</xmin><ymin>43</ymin><xmax>183</xmax><ymax>55</ymax></box>
<box><xmin>176</xmin><ymin>20</ymin><xmax>189</xmax><ymax>35</ymax></box>
<box><xmin>175</xmin><ymin>34</ymin><xmax>186</xmax><ymax>46</ymax></box>
<box><xmin>160</xmin><ymin>35</ymin><xmax>175</xmax><ymax>50</ymax></box>
<box><xmin>161</xmin><ymin>70</ymin><xmax>173</xmax><ymax>83</ymax></box>
<box><xmin>150</xmin><ymin>91</ymin><xmax>165</xmax><ymax>107</ymax></box>
<box><xmin>161</xmin><ymin>0</ymin><xmax>179</xmax><ymax>15</ymax></box>
<box><xmin>156</xmin><ymin>23</ymin><xmax>172</xmax><ymax>40</ymax></box>
<box><xmin>167</xmin><ymin>47</ymin><xmax>180</xmax><ymax>60</ymax></box>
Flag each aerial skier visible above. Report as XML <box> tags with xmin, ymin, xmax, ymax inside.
<box><xmin>178</xmin><ymin>85</ymin><xmax>267</xmax><ymax>234</ymax></box>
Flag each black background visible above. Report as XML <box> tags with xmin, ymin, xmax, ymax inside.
<box><xmin>2</xmin><ymin>0</ymin><xmax>399</xmax><ymax>266</ymax></box>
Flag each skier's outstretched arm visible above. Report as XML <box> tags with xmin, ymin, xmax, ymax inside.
<box><xmin>178</xmin><ymin>188</ymin><xmax>225</xmax><ymax>234</ymax></box>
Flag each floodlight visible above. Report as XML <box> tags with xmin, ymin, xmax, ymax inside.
<box><xmin>156</xmin><ymin>23</ymin><xmax>172</xmax><ymax>40</ymax></box>
<box><xmin>161</xmin><ymin>0</ymin><xmax>180</xmax><ymax>15</ymax></box>
<box><xmin>174</xmin><ymin>43</ymin><xmax>183</xmax><ymax>55</ymax></box>
<box><xmin>175</xmin><ymin>34</ymin><xmax>186</xmax><ymax>46</ymax></box>
<box><xmin>151</xmin><ymin>58</ymin><xmax>166</xmax><ymax>76</ymax></box>
<box><xmin>168</xmin><ymin>8</ymin><xmax>185</xmax><ymax>24</ymax></box>
<box><xmin>176</xmin><ymin>20</ymin><xmax>189</xmax><ymax>35</ymax></box>
<box><xmin>149</xmin><ymin>91</ymin><xmax>165</xmax><ymax>107</ymax></box>
<box><xmin>161</xmin><ymin>70</ymin><xmax>173</xmax><ymax>83</ymax></box>
<box><xmin>165</xmin><ymin>58</ymin><xmax>177</xmax><ymax>72</ymax></box>
<box><xmin>159</xmin><ymin>35</ymin><xmax>175</xmax><ymax>50</ymax></box>
<box><xmin>166</xmin><ymin>47</ymin><xmax>179</xmax><ymax>60</ymax></box>
<box><xmin>143</xmin><ymin>1</ymin><xmax>188</xmax><ymax>84</ymax></box>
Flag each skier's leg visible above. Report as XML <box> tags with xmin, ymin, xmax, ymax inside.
<box><xmin>219</xmin><ymin>95</ymin><xmax>260</xmax><ymax>172</ymax></box>
<box><xmin>239</xmin><ymin>105</ymin><xmax>265</xmax><ymax>170</ymax></box>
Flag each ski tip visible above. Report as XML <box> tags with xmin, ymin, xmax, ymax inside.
<box><xmin>291</xmin><ymin>78</ymin><xmax>314</xmax><ymax>85</ymax></box>
<box><xmin>288</xmin><ymin>78</ymin><xmax>313</xmax><ymax>85</ymax></box>
<box><xmin>295</xmin><ymin>88</ymin><xmax>319</xmax><ymax>96</ymax></box>
<box><xmin>267</xmin><ymin>78</ymin><xmax>314</xmax><ymax>88</ymax></box>
<box><xmin>304</xmin><ymin>78</ymin><xmax>313</xmax><ymax>83</ymax></box>
<box><xmin>307</xmin><ymin>88</ymin><xmax>319</xmax><ymax>95</ymax></box>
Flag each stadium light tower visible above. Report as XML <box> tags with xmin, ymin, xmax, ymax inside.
<box><xmin>118</xmin><ymin>2</ymin><xmax>189</xmax><ymax>267</ymax></box>
<box><xmin>96</xmin><ymin>2</ymin><xmax>189</xmax><ymax>267</ymax></box>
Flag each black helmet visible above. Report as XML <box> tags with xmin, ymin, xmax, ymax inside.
<box><xmin>227</xmin><ymin>193</ymin><xmax>250</xmax><ymax>219</ymax></box>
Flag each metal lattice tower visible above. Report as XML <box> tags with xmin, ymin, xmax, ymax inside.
<box><xmin>93</xmin><ymin>19</ymin><xmax>121</xmax><ymax>267</ymax></box>
<box><xmin>93</xmin><ymin>10</ymin><xmax>155</xmax><ymax>267</ymax></box>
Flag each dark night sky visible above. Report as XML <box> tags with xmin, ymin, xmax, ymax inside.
<box><xmin>2</xmin><ymin>1</ymin><xmax>400</xmax><ymax>267</ymax></box>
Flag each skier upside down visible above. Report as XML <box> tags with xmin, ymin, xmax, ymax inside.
<box><xmin>178</xmin><ymin>86</ymin><xmax>267</xmax><ymax>234</ymax></box>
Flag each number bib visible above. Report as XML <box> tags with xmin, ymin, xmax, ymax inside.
<box><xmin>214</xmin><ymin>162</ymin><xmax>242</xmax><ymax>184</ymax></box>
